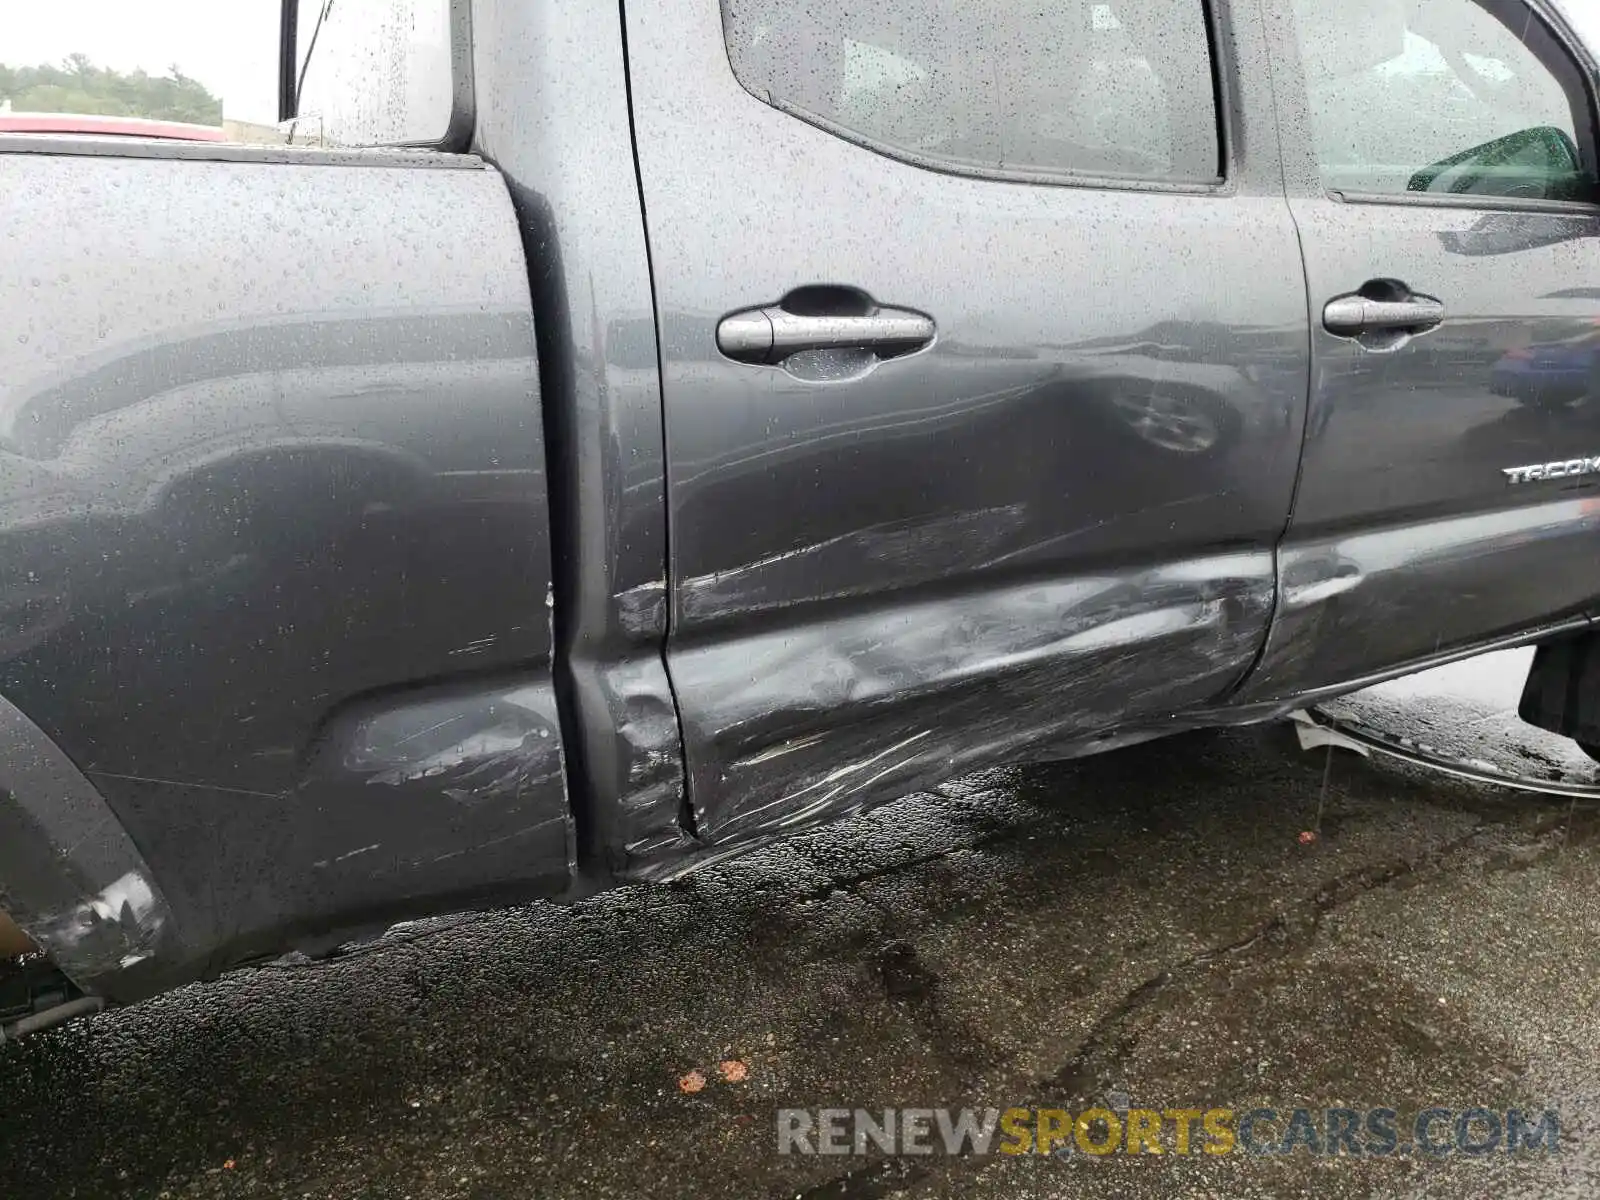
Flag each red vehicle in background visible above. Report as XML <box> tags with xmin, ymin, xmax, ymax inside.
<box><xmin>0</xmin><ymin>112</ymin><xmax>226</xmax><ymax>140</ymax></box>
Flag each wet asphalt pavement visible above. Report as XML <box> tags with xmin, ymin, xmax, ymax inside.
<box><xmin>6</xmin><ymin>651</ymin><xmax>1600</xmax><ymax>1199</ymax></box>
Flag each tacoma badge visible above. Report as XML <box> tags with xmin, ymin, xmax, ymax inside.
<box><xmin>1502</xmin><ymin>456</ymin><xmax>1600</xmax><ymax>484</ymax></box>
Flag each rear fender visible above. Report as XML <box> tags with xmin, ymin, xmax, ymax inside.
<box><xmin>0</xmin><ymin>695</ymin><xmax>184</xmax><ymax>1004</ymax></box>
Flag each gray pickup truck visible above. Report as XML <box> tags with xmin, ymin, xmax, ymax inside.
<box><xmin>4</xmin><ymin>0</ymin><xmax>1600</xmax><ymax>1032</ymax></box>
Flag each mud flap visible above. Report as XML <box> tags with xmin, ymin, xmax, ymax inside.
<box><xmin>1518</xmin><ymin>631</ymin><xmax>1600</xmax><ymax>744</ymax></box>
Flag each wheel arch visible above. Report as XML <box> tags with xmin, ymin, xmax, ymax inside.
<box><xmin>0</xmin><ymin>694</ymin><xmax>188</xmax><ymax>1004</ymax></box>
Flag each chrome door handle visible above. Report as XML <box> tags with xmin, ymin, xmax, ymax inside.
<box><xmin>717</xmin><ymin>305</ymin><xmax>935</xmax><ymax>365</ymax></box>
<box><xmin>1324</xmin><ymin>292</ymin><xmax>1445</xmax><ymax>337</ymax></box>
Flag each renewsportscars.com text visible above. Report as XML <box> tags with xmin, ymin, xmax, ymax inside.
<box><xmin>778</xmin><ymin>1106</ymin><xmax>1561</xmax><ymax>1157</ymax></box>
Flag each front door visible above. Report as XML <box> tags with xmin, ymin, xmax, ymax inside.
<box><xmin>1239</xmin><ymin>0</ymin><xmax>1600</xmax><ymax>700</ymax></box>
<box><xmin>625</xmin><ymin>0</ymin><xmax>1310</xmax><ymax>847</ymax></box>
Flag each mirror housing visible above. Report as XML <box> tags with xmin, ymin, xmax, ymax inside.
<box><xmin>275</xmin><ymin>0</ymin><xmax>470</xmax><ymax>149</ymax></box>
<box><xmin>1409</xmin><ymin>126</ymin><xmax>1588</xmax><ymax>201</ymax></box>
<box><xmin>278</xmin><ymin>0</ymin><xmax>298</xmax><ymax>122</ymax></box>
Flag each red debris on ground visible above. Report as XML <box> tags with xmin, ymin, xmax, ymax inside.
<box><xmin>678</xmin><ymin>1069</ymin><xmax>707</xmax><ymax>1094</ymax></box>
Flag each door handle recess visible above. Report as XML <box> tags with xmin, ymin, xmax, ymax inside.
<box><xmin>718</xmin><ymin>305</ymin><xmax>935</xmax><ymax>365</ymax></box>
<box><xmin>1323</xmin><ymin>288</ymin><xmax>1445</xmax><ymax>338</ymax></box>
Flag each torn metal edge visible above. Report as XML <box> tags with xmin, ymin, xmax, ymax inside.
<box><xmin>1296</xmin><ymin>704</ymin><xmax>1600</xmax><ymax>800</ymax></box>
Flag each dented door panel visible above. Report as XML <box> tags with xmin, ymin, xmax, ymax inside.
<box><xmin>624</xmin><ymin>0</ymin><xmax>1308</xmax><ymax>865</ymax></box>
<box><xmin>663</xmin><ymin>554</ymin><xmax>1275</xmax><ymax>859</ymax></box>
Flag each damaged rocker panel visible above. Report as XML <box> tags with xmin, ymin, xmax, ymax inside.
<box><xmin>637</xmin><ymin>552</ymin><xmax>1275</xmax><ymax>877</ymax></box>
<box><xmin>1235</xmin><ymin>497</ymin><xmax>1600</xmax><ymax>703</ymax></box>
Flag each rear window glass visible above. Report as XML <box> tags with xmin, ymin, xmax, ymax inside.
<box><xmin>721</xmin><ymin>0</ymin><xmax>1223</xmax><ymax>184</ymax></box>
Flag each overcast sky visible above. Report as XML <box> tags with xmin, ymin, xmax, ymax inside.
<box><xmin>4</xmin><ymin>0</ymin><xmax>1599</xmax><ymax>131</ymax></box>
<box><xmin>1558</xmin><ymin>0</ymin><xmax>1600</xmax><ymax>50</ymax></box>
<box><xmin>2</xmin><ymin>0</ymin><xmax>281</xmax><ymax>123</ymax></box>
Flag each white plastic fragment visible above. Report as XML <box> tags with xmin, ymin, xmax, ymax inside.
<box><xmin>1288</xmin><ymin>709</ymin><xmax>1372</xmax><ymax>758</ymax></box>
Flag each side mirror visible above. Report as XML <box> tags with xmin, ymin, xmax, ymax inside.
<box><xmin>1409</xmin><ymin>126</ymin><xmax>1589</xmax><ymax>202</ymax></box>
<box><xmin>273</xmin><ymin>0</ymin><xmax>471</xmax><ymax>149</ymax></box>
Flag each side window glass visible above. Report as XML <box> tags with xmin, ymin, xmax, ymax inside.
<box><xmin>1291</xmin><ymin>0</ymin><xmax>1597</xmax><ymax>202</ymax></box>
<box><xmin>721</xmin><ymin>0</ymin><xmax>1222</xmax><ymax>184</ymax></box>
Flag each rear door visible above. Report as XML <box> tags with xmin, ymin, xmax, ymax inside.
<box><xmin>1238</xmin><ymin>0</ymin><xmax>1600</xmax><ymax>701</ymax></box>
<box><xmin>624</xmin><ymin>0</ymin><xmax>1309</xmax><ymax>847</ymax></box>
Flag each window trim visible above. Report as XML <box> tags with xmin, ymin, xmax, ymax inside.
<box><xmin>279</xmin><ymin>0</ymin><xmax>475</xmax><ymax>152</ymax></box>
<box><xmin>719</xmin><ymin>0</ymin><xmax>1237</xmax><ymax>195</ymax></box>
<box><xmin>1299</xmin><ymin>0</ymin><xmax>1600</xmax><ymax>213</ymax></box>
<box><xmin>1333</xmin><ymin>188</ymin><xmax>1600</xmax><ymax>215</ymax></box>
<box><xmin>0</xmin><ymin>136</ymin><xmax>487</xmax><ymax>168</ymax></box>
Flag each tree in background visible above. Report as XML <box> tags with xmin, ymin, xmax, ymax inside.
<box><xmin>0</xmin><ymin>54</ymin><xmax>223</xmax><ymax>124</ymax></box>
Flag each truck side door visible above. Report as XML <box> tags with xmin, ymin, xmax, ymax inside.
<box><xmin>624</xmin><ymin>0</ymin><xmax>1309</xmax><ymax>851</ymax></box>
<box><xmin>1238</xmin><ymin>0</ymin><xmax>1600</xmax><ymax>702</ymax></box>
